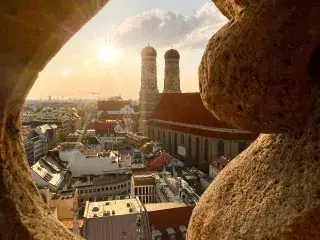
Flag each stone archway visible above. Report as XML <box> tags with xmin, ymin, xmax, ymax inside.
<box><xmin>2</xmin><ymin>1</ymin><xmax>320</xmax><ymax>240</ymax></box>
<box><xmin>0</xmin><ymin>1</ymin><xmax>109</xmax><ymax>239</ymax></box>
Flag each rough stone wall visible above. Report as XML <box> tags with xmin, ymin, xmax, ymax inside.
<box><xmin>0</xmin><ymin>1</ymin><xmax>109</xmax><ymax>239</ymax></box>
<box><xmin>188</xmin><ymin>0</ymin><xmax>320</xmax><ymax>239</ymax></box>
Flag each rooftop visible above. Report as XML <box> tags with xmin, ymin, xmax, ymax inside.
<box><xmin>83</xmin><ymin>198</ymin><xmax>142</xmax><ymax>219</ymax></box>
<box><xmin>31</xmin><ymin>161</ymin><xmax>63</xmax><ymax>187</ymax></box>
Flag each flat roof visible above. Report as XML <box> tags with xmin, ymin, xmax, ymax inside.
<box><xmin>144</xmin><ymin>203</ymin><xmax>186</xmax><ymax>212</ymax></box>
<box><xmin>84</xmin><ymin>198</ymin><xmax>142</xmax><ymax>219</ymax></box>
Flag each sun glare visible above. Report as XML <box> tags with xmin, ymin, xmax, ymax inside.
<box><xmin>97</xmin><ymin>45</ymin><xmax>117</xmax><ymax>62</ymax></box>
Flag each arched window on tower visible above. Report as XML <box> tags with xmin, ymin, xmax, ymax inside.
<box><xmin>204</xmin><ymin>139</ymin><xmax>209</xmax><ymax>162</ymax></box>
<box><xmin>238</xmin><ymin>141</ymin><xmax>247</xmax><ymax>154</ymax></box>
<box><xmin>217</xmin><ymin>140</ymin><xmax>225</xmax><ymax>157</ymax></box>
<box><xmin>181</xmin><ymin>134</ymin><xmax>185</xmax><ymax>145</ymax></box>
<box><xmin>195</xmin><ymin>137</ymin><xmax>200</xmax><ymax>162</ymax></box>
<box><xmin>188</xmin><ymin>136</ymin><xmax>192</xmax><ymax>160</ymax></box>
<box><xmin>168</xmin><ymin>132</ymin><xmax>172</xmax><ymax>151</ymax></box>
<box><xmin>174</xmin><ymin>133</ymin><xmax>178</xmax><ymax>154</ymax></box>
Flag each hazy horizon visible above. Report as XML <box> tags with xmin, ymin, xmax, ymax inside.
<box><xmin>27</xmin><ymin>0</ymin><xmax>227</xmax><ymax>101</ymax></box>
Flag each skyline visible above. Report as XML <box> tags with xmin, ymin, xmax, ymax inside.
<box><xmin>27</xmin><ymin>0</ymin><xmax>227</xmax><ymax>100</ymax></box>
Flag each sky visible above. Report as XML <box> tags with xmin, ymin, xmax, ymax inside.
<box><xmin>27</xmin><ymin>0</ymin><xmax>227</xmax><ymax>101</ymax></box>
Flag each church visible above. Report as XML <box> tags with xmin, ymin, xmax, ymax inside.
<box><xmin>138</xmin><ymin>46</ymin><xmax>257</xmax><ymax>170</ymax></box>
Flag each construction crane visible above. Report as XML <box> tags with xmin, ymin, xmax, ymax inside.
<box><xmin>78</xmin><ymin>91</ymin><xmax>100</xmax><ymax>100</ymax></box>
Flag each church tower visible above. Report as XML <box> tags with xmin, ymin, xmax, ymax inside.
<box><xmin>139</xmin><ymin>45</ymin><xmax>160</xmax><ymax>135</ymax></box>
<box><xmin>163</xmin><ymin>48</ymin><xmax>181</xmax><ymax>93</ymax></box>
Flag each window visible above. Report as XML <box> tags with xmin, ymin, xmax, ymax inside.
<box><xmin>101</xmin><ymin>188</ymin><xmax>105</xmax><ymax>191</ymax></box>
<box><xmin>204</xmin><ymin>139</ymin><xmax>209</xmax><ymax>162</ymax></box>
<box><xmin>97</xmin><ymin>188</ymin><xmax>100</xmax><ymax>192</ymax></box>
<box><xmin>85</xmin><ymin>190</ymin><xmax>88</xmax><ymax>194</ymax></box>
<box><xmin>135</xmin><ymin>188</ymin><xmax>138</xmax><ymax>195</ymax></box>
<box><xmin>118</xmin><ymin>185</ymin><xmax>120</xmax><ymax>189</ymax></box>
<box><xmin>195</xmin><ymin>137</ymin><xmax>200</xmax><ymax>162</ymax></box>
<box><xmin>217</xmin><ymin>140</ymin><xmax>225</xmax><ymax>157</ymax></box>
<box><xmin>188</xmin><ymin>136</ymin><xmax>192</xmax><ymax>159</ymax></box>
<box><xmin>181</xmin><ymin>134</ymin><xmax>185</xmax><ymax>145</ymax></box>
<box><xmin>89</xmin><ymin>189</ymin><xmax>92</xmax><ymax>193</ymax></box>
<box><xmin>106</xmin><ymin>187</ymin><xmax>109</xmax><ymax>191</ymax></box>
<box><xmin>113</xmin><ymin>186</ymin><xmax>116</xmax><ymax>190</ymax></box>
<box><xmin>163</xmin><ymin>132</ymin><xmax>166</xmax><ymax>146</ymax></box>
<box><xmin>174</xmin><ymin>133</ymin><xmax>177</xmax><ymax>154</ymax></box>
<box><xmin>238</xmin><ymin>141</ymin><xmax>247</xmax><ymax>154</ymax></box>
<box><xmin>168</xmin><ymin>132</ymin><xmax>172</xmax><ymax>151</ymax></box>
<box><xmin>124</xmin><ymin>183</ymin><xmax>126</xmax><ymax>187</ymax></box>
<box><xmin>79</xmin><ymin>190</ymin><xmax>83</xmax><ymax>194</ymax></box>
<box><xmin>93</xmin><ymin>189</ymin><xmax>96</xmax><ymax>192</ymax></box>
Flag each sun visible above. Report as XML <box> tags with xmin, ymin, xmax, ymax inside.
<box><xmin>97</xmin><ymin>45</ymin><xmax>117</xmax><ymax>62</ymax></box>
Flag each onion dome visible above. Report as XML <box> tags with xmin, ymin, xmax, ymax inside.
<box><xmin>141</xmin><ymin>46</ymin><xmax>157</xmax><ymax>57</ymax></box>
<box><xmin>165</xmin><ymin>48</ymin><xmax>180</xmax><ymax>59</ymax></box>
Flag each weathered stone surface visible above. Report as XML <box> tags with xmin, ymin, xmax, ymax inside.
<box><xmin>188</xmin><ymin>83</ymin><xmax>320</xmax><ymax>239</ymax></box>
<box><xmin>211</xmin><ymin>0</ymin><xmax>244</xmax><ymax>19</ymax></box>
<box><xmin>188</xmin><ymin>134</ymin><xmax>320</xmax><ymax>239</ymax></box>
<box><xmin>0</xmin><ymin>1</ymin><xmax>109</xmax><ymax>239</ymax></box>
<box><xmin>200</xmin><ymin>1</ymin><xmax>320</xmax><ymax>133</ymax></box>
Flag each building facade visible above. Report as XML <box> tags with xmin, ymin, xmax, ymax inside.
<box><xmin>147</xmin><ymin>93</ymin><xmax>258</xmax><ymax>171</ymax></box>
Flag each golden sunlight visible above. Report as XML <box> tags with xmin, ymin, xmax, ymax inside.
<box><xmin>97</xmin><ymin>45</ymin><xmax>117</xmax><ymax>62</ymax></box>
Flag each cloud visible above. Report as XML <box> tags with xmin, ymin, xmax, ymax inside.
<box><xmin>113</xmin><ymin>3</ymin><xmax>228</xmax><ymax>49</ymax></box>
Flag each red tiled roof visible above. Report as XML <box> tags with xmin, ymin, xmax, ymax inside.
<box><xmin>148</xmin><ymin>120</ymin><xmax>258</xmax><ymax>140</ymax></box>
<box><xmin>97</xmin><ymin>100</ymin><xmax>130</xmax><ymax>111</ymax></box>
<box><xmin>148</xmin><ymin>152</ymin><xmax>173</xmax><ymax>171</ymax></box>
<box><xmin>151</xmin><ymin>93</ymin><xmax>230</xmax><ymax>128</ymax></box>
<box><xmin>86</xmin><ymin>121</ymin><xmax>117</xmax><ymax>133</ymax></box>
<box><xmin>98</xmin><ymin>112</ymin><xmax>124</xmax><ymax>120</ymax></box>
<box><xmin>149</xmin><ymin>92</ymin><xmax>258</xmax><ymax>140</ymax></box>
<box><xmin>147</xmin><ymin>205</ymin><xmax>194</xmax><ymax>230</ymax></box>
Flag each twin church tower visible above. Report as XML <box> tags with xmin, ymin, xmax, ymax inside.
<box><xmin>139</xmin><ymin>45</ymin><xmax>181</xmax><ymax>134</ymax></box>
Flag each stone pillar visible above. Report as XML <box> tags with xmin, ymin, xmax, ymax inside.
<box><xmin>0</xmin><ymin>1</ymin><xmax>108</xmax><ymax>239</ymax></box>
<box><xmin>188</xmin><ymin>1</ymin><xmax>320</xmax><ymax>239</ymax></box>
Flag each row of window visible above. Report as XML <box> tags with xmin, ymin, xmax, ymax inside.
<box><xmin>138</xmin><ymin>195</ymin><xmax>155</xmax><ymax>204</ymax></box>
<box><xmin>79</xmin><ymin>182</ymin><xmax>128</xmax><ymax>195</ymax></box>
<box><xmin>134</xmin><ymin>186</ymin><xmax>154</xmax><ymax>196</ymax></box>
<box><xmin>149</xmin><ymin>128</ymin><xmax>248</xmax><ymax>161</ymax></box>
<box><xmin>79</xmin><ymin>191</ymin><xmax>129</xmax><ymax>203</ymax></box>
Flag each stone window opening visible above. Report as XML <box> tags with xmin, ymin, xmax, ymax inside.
<box><xmin>195</xmin><ymin>137</ymin><xmax>200</xmax><ymax>162</ymax></box>
<box><xmin>307</xmin><ymin>44</ymin><xmax>320</xmax><ymax>86</ymax></box>
<box><xmin>204</xmin><ymin>139</ymin><xmax>209</xmax><ymax>162</ymax></box>
<box><xmin>217</xmin><ymin>140</ymin><xmax>225</xmax><ymax>157</ymax></box>
<box><xmin>181</xmin><ymin>133</ymin><xmax>185</xmax><ymax>145</ymax></box>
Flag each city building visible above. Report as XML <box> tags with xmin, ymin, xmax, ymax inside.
<box><xmin>65</xmin><ymin>129</ymin><xmax>102</xmax><ymax>150</ymax></box>
<box><xmin>30</xmin><ymin>152</ymin><xmax>71</xmax><ymax>192</ymax></box>
<box><xmin>22</xmin><ymin>127</ymin><xmax>48</xmax><ymax>164</ymax></box>
<box><xmin>132</xmin><ymin>172</ymin><xmax>157</xmax><ymax>204</ymax></box>
<box><xmin>145</xmin><ymin>203</ymin><xmax>193</xmax><ymax>240</ymax></box>
<box><xmin>147</xmin><ymin>92</ymin><xmax>257</xmax><ymax>170</ymax></box>
<box><xmin>97</xmin><ymin>99</ymin><xmax>139</xmax><ymax>120</ymax></box>
<box><xmin>82</xmin><ymin>198</ymin><xmax>151</xmax><ymax>240</ymax></box>
<box><xmin>58</xmin><ymin>148</ymin><xmax>132</xmax><ymax>177</ymax></box>
<box><xmin>72</xmin><ymin>174</ymin><xmax>132</xmax><ymax>203</ymax></box>
<box><xmin>138</xmin><ymin>46</ymin><xmax>257</xmax><ymax>172</ymax></box>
